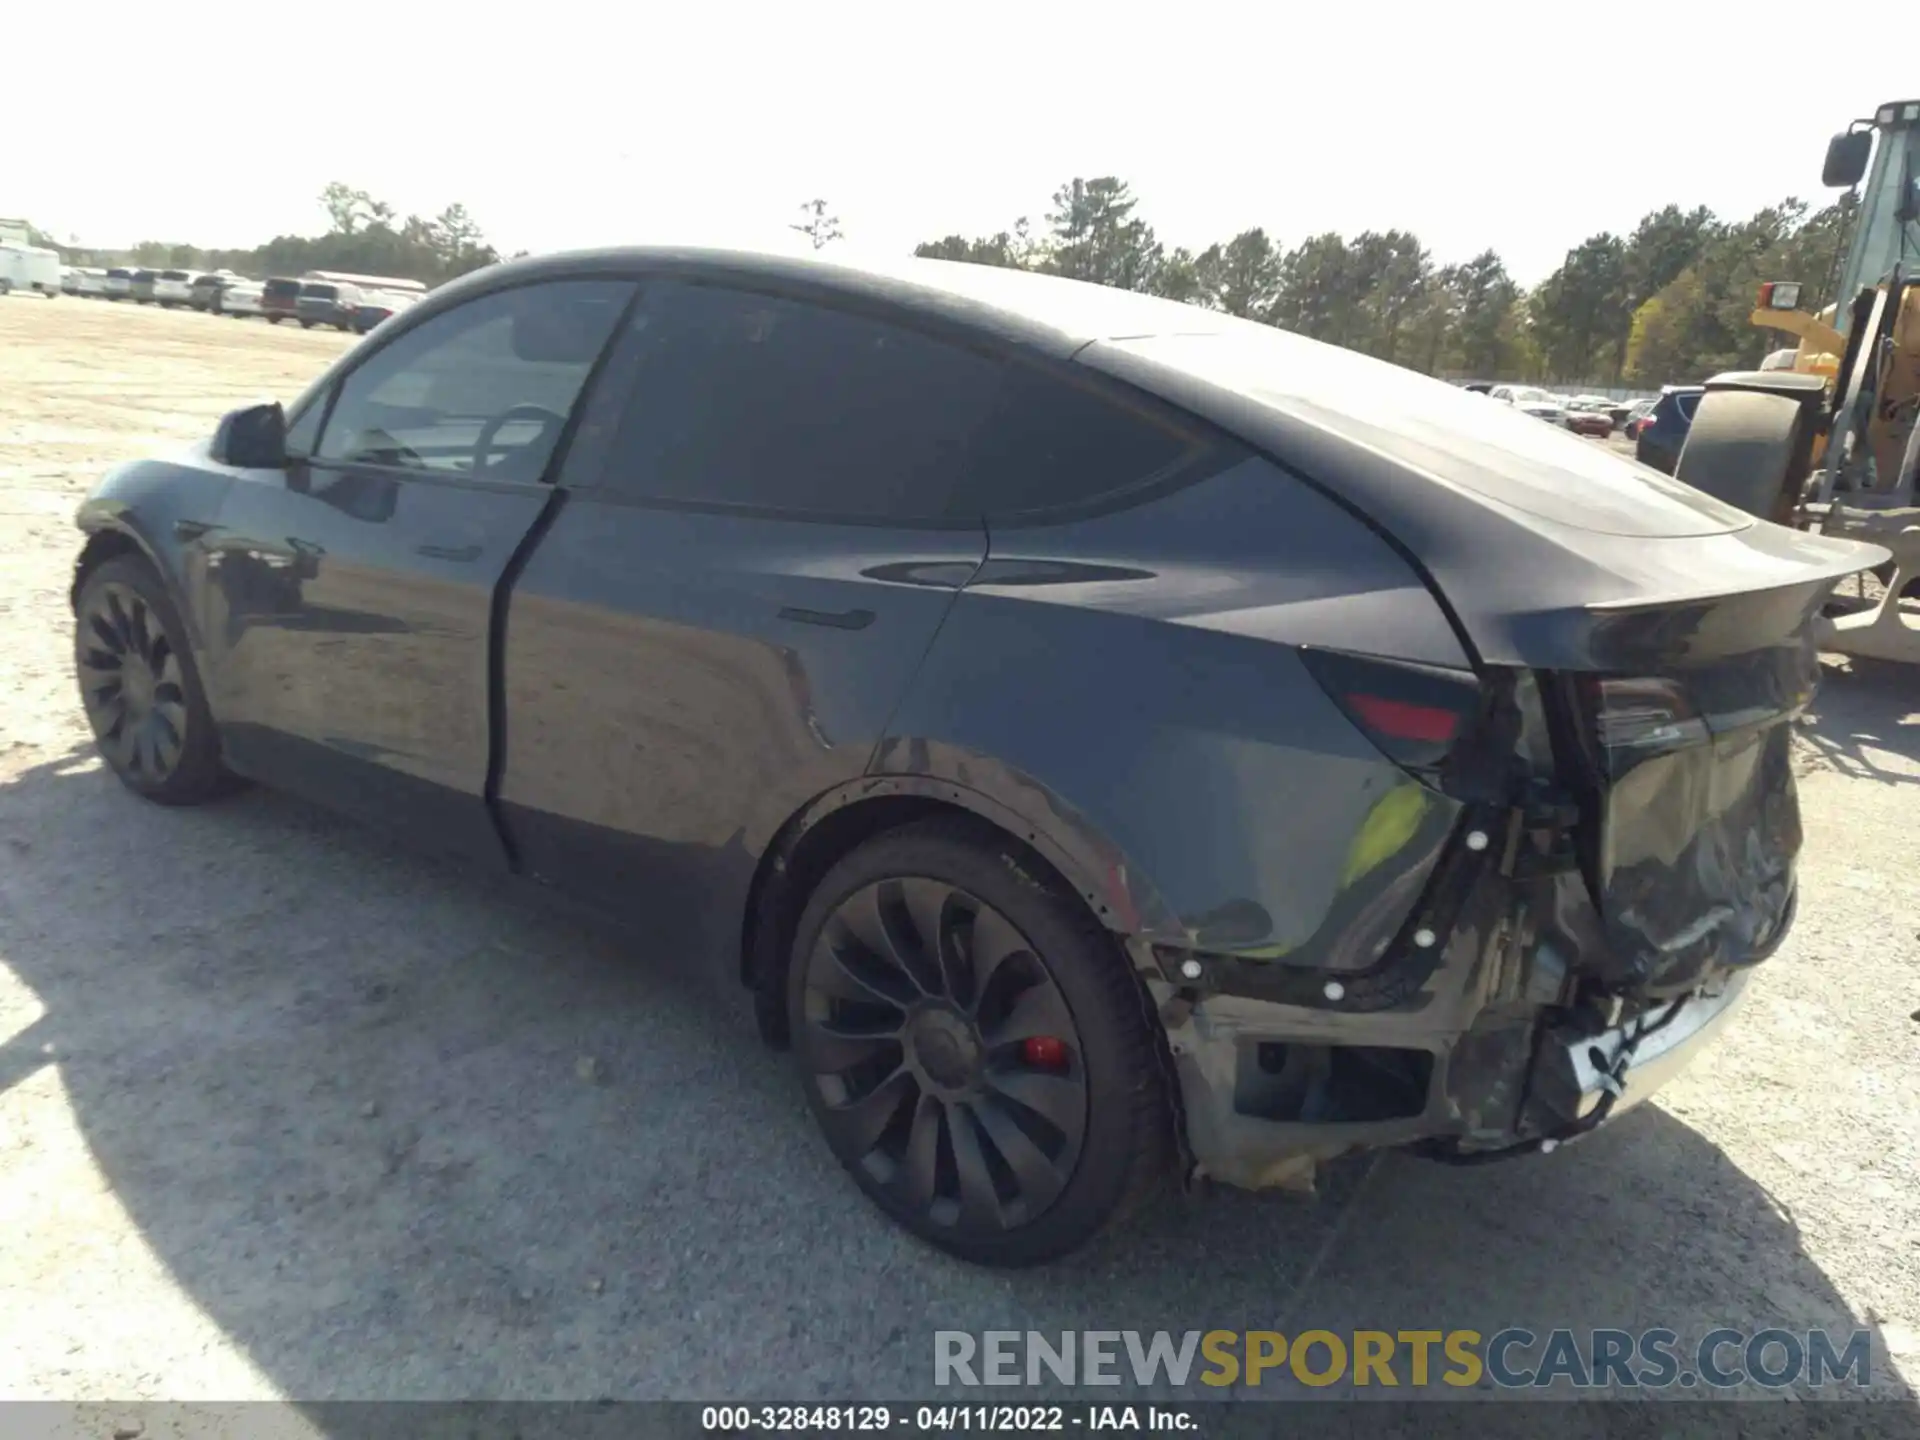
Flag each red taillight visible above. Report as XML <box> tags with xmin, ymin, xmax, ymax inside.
<box><xmin>1300</xmin><ymin>648</ymin><xmax>1483</xmax><ymax>778</ymax></box>
<box><xmin>1347</xmin><ymin>694</ymin><xmax>1463</xmax><ymax>746</ymax></box>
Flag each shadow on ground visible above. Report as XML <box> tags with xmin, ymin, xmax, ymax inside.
<box><xmin>0</xmin><ymin>722</ymin><xmax>1911</xmax><ymax>1420</ymax></box>
<box><xmin>1797</xmin><ymin>656</ymin><xmax>1920</xmax><ymax>785</ymax></box>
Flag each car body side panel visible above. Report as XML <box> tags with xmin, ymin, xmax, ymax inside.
<box><xmin>199</xmin><ymin>462</ymin><xmax>549</xmax><ymax>867</ymax></box>
<box><xmin>493</xmin><ymin>493</ymin><xmax>987</xmax><ymax>969</ymax></box>
<box><xmin>881</xmin><ymin>458</ymin><xmax>1468</xmax><ymax>962</ymax></box>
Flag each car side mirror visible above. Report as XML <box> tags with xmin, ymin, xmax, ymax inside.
<box><xmin>212</xmin><ymin>402</ymin><xmax>288</xmax><ymax>468</ymax></box>
<box><xmin>1822</xmin><ymin>129</ymin><xmax>1871</xmax><ymax>188</ymax></box>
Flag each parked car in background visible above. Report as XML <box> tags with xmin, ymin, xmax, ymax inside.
<box><xmin>1622</xmin><ymin>398</ymin><xmax>1658</xmax><ymax>440</ymax></box>
<box><xmin>1461</xmin><ymin>380</ymin><xmax>1494</xmax><ymax>394</ymax></box>
<box><xmin>61</xmin><ymin>266</ymin><xmax>80</xmax><ymax>295</ymax></box>
<box><xmin>152</xmin><ymin>269</ymin><xmax>197</xmax><ymax>307</ymax></box>
<box><xmin>1568</xmin><ymin>394</ymin><xmax>1636</xmax><ymax>429</ymax></box>
<box><xmin>102</xmin><ymin>268</ymin><xmax>133</xmax><ymax>300</ymax></box>
<box><xmin>71</xmin><ymin>268</ymin><xmax>109</xmax><ymax>298</ymax></box>
<box><xmin>260</xmin><ymin>277</ymin><xmax>304</xmax><ymax>323</ymax></box>
<box><xmin>128</xmin><ymin>270</ymin><xmax>160</xmax><ymax>304</ymax></box>
<box><xmin>221</xmin><ymin>279</ymin><xmax>265</xmax><ymax>318</ymax></box>
<box><xmin>351</xmin><ymin>288</ymin><xmax>419</xmax><ymax>333</ymax></box>
<box><xmin>66</xmin><ymin>246</ymin><xmax>1878</xmax><ymax>1264</ymax></box>
<box><xmin>295</xmin><ymin>280</ymin><xmax>358</xmax><ymax>330</ymax></box>
<box><xmin>1564</xmin><ymin>399</ymin><xmax>1615</xmax><ymax>437</ymax></box>
<box><xmin>1487</xmin><ymin>384</ymin><xmax>1567</xmax><ymax>425</ymax></box>
<box><xmin>1634</xmin><ymin>385</ymin><xmax>1704</xmax><ymax>474</ymax></box>
<box><xmin>190</xmin><ymin>271</ymin><xmax>246</xmax><ymax>312</ymax></box>
<box><xmin>0</xmin><ymin>244</ymin><xmax>63</xmax><ymax>298</ymax></box>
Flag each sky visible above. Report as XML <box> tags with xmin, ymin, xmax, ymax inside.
<box><xmin>11</xmin><ymin>2</ymin><xmax>1918</xmax><ymax>285</ymax></box>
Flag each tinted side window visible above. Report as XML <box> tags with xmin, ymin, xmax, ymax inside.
<box><xmin>959</xmin><ymin>363</ymin><xmax>1195</xmax><ymax>519</ymax></box>
<box><xmin>314</xmin><ymin>280</ymin><xmax>631</xmax><ymax>483</ymax></box>
<box><xmin>586</xmin><ymin>282</ymin><xmax>1000</xmax><ymax>518</ymax></box>
<box><xmin>573</xmin><ymin>281</ymin><xmax>1202</xmax><ymax>521</ymax></box>
<box><xmin>1675</xmin><ymin>394</ymin><xmax>1701</xmax><ymax>421</ymax></box>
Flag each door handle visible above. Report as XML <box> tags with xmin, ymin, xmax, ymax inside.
<box><xmin>777</xmin><ymin>605</ymin><xmax>875</xmax><ymax>631</ymax></box>
<box><xmin>173</xmin><ymin>519</ymin><xmax>218</xmax><ymax>541</ymax></box>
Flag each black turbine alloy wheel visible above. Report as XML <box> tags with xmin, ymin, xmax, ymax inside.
<box><xmin>799</xmin><ymin>876</ymin><xmax>1090</xmax><ymax>1238</ymax></box>
<box><xmin>73</xmin><ymin>556</ymin><xmax>233</xmax><ymax>804</ymax></box>
<box><xmin>78</xmin><ymin>579</ymin><xmax>189</xmax><ymax>784</ymax></box>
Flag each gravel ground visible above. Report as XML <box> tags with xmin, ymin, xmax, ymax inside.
<box><xmin>0</xmin><ymin>296</ymin><xmax>1916</xmax><ymax>1417</ymax></box>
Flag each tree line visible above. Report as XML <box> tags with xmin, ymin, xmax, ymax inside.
<box><xmin>911</xmin><ymin>178</ymin><xmax>1858</xmax><ymax>388</ymax></box>
<box><xmin>40</xmin><ymin>182</ymin><xmax>510</xmax><ymax>288</ymax></box>
<box><xmin>31</xmin><ymin>176</ymin><xmax>1856</xmax><ymax>387</ymax></box>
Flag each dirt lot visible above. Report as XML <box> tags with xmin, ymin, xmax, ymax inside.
<box><xmin>1</xmin><ymin>296</ymin><xmax>1917</xmax><ymax>1416</ymax></box>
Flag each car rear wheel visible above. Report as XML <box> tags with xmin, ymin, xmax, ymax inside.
<box><xmin>789</xmin><ymin>819</ymin><xmax>1173</xmax><ymax>1266</ymax></box>
<box><xmin>74</xmin><ymin>556</ymin><xmax>237</xmax><ymax>806</ymax></box>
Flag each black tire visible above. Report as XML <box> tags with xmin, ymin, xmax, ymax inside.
<box><xmin>299</xmin><ymin>319</ymin><xmax>315</xmax><ymax>329</ymax></box>
<box><xmin>266</xmin><ymin>315</ymin><xmax>282</xmax><ymax>324</ymax></box>
<box><xmin>74</xmin><ymin>555</ymin><xmax>238</xmax><ymax>806</ymax></box>
<box><xmin>788</xmin><ymin>817</ymin><xmax>1173</xmax><ymax>1266</ymax></box>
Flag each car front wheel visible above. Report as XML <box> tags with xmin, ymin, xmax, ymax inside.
<box><xmin>74</xmin><ymin>555</ymin><xmax>237</xmax><ymax>805</ymax></box>
<box><xmin>789</xmin><ymin>818</ymin><xmax>1173</xmax><ymax>1266</ymax></box>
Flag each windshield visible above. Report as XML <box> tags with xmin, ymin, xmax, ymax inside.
<box><xmin>1833</xmin><ymin>121</ymin><xmax>1920</xmax><ymax>314</ymax></box>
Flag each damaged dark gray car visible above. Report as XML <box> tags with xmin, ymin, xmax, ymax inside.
<box><xmin>68</xmin><ymin>248</ymin><xmax>1886</xmax><ymax>1266</ymax></box>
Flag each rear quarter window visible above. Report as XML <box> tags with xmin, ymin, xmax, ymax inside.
<box><xmin>960</xmin><ymin>364</ymin><xmax>1199</xmax><ymax>520</ymax></box>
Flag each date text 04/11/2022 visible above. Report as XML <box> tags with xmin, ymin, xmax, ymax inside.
<box><xmin>700</xmin><ymin>1405</ymin><xmax>1197</xmax><ymax>1432</ymax></box>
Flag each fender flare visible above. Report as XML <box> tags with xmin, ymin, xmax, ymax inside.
<box><xmin>760</xmin><ymin>763</ymin><xmax>1187</xmax><ymax>945</ymax></box>
<box><xmin>72</xmin><ymin>513</ymin><xmax>221</xmax><ymax>683</ymax></box>
<box><xmin>740</xmin><ymin>756</ymin><xmax>1191</xmax><ymax>1043</ymax></box>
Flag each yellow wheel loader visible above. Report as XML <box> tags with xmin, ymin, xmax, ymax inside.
<box><xmin>1676</xmin><ymin>101</ymin><xmax>1918</xmax><ymax>664</ymax></box>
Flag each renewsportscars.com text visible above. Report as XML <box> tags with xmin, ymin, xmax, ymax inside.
<box><xmin>933</xmin><ymin>1328</ymin><xmax>1874</xmax><ymax>1391</ymax></box>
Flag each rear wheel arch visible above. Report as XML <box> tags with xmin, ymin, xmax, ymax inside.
<box><xmin>741</xmin><ymin>779</ymin><xmax>1158</xmax><ymax>1050</ymax></box>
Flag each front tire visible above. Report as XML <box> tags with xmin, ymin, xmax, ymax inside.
<box><xmin>788</xmin><ymin>818</ymin><xmax>1173</xmax><ymax>1266</ymax></box>
<box><xmin>74</xmin><ymin>556</ymin><xmax>237</xmax><ymax>805</ymax></box>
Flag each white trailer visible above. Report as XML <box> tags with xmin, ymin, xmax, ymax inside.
<box><xmin>0</xmin><ymin>244</ymin><xmax>62</xmax><ymax>297</ymax></box>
